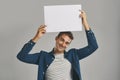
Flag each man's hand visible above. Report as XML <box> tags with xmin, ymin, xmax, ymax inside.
<box><xmin>79</xmin><ymin>10</ymin><xmax>90</xmax><ymax>30</ymax></box>
<box><xmin>32</xmin><ymin>25</ymin><xmax>46</xmax><ymax>43</ymax></box>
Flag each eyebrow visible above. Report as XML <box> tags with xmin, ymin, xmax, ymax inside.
<box><xmin>60</xmin><ymin>37</ymin><xmax>71</xmax><ymax>44</ymax></box>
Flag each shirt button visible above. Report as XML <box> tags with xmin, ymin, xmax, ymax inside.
<box><xmin>30</xmin><ymin>43</ymin><xmax>33</xmax><ymax>45</ymax></box>
<box><xmin>52</xmin><ymin>57</ymin><xmax>54</xmax><ymax>60</ymax></box>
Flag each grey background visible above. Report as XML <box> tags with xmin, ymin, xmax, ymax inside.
<box><xmin>0</xmin><ymin>0</ymin><xmax>119</xmax><ymax>80</ymax></box>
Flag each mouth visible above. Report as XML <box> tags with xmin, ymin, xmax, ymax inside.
<box><xmin>58</xmin><ymin>46</ymin><xmax>66</xmax><ymax>50</ymax></box>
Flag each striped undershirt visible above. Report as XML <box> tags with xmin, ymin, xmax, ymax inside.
<box><xmin>45</xmin><ymin>53</ymin><xmax>72</xmax><ymax>80</ymax></box>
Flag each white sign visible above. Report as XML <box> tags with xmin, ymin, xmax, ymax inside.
<box><xmin>44</xmin><ymin>4</ymin><xmax>82</xmax><ymax>32</ymax></box>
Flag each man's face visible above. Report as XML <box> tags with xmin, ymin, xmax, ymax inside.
<box><xmin>55</xmin><ymin>34</ymin><xmax>72</xmax><ymax>53</ymax></box>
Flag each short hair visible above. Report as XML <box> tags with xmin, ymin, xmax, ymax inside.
<box><xmin>57</xmin><ymin>31</ymin><xmax>74</xmax><ymax>40</ymax></box>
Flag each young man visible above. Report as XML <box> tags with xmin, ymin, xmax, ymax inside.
<box><xmin>17</xmin><ymin>10</ymin><xmax>98</xmax><ymax>80</ymax></box>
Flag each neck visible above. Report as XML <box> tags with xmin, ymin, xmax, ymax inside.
<box><xmin>54</xmin><ymin>48</ymin><xmax>64</xmax><ymax>54</ymax></box>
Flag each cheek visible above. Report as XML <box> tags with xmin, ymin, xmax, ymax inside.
<box><xmin>57</xmin><ymin>41</ymin><xmax>62</xmax><ymax>46</ymax></box>
<box><xmin>56</xmin><ymin>40</ymin><xmax>63</xmax><ymax>47</ymax></box>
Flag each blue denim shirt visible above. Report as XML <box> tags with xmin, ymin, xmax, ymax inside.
<box><xmin>17</xmin><ymin>29</ymin><xmax>98</xmax><ymax>80</ymax></box>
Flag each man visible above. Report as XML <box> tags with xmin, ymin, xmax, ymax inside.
<box><xmin>17</xmin><ymin>10</ymin><xmax>98</xmax><ymax>80</ymax></box>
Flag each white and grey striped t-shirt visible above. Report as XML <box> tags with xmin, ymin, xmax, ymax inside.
<box><xmin>45</xmin><ymin>53</ymin><xmax>72</xmax><ymax>80</ymax></box>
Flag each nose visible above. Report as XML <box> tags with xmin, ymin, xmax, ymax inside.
<box><xmin>61</xmin><ymin>42</ymin><xmax>67</xmax><ymax>47</ymax></box>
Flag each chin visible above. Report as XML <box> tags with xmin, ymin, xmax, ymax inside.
<box><xmin>58</xmin><ymin>49</ymin><xmax>65</xmax><ymax>52</ymax></box>
<box><xmin>55</xmin><ymin>46</ymin><xmax>65</xmax><ymax>52</ymax></box>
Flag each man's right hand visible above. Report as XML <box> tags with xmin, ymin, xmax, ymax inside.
<box><xmin>32</xmin><ymin>25</ymin><xmax>46</xmax><ymax>43</ymax></box>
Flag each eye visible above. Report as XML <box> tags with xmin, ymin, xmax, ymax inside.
<box><xmin>66</xmin><ymin>42</ymin><xmax>70</xmax><ymax>45</ymax></box>
<box><xmin>60</xmin><ymin>38</ymin><xmax>64</xmax><ymax>42</ymax></box>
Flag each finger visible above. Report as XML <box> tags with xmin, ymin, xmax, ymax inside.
<box><xmin>39</xmin><ymin>26</ymin><xmax>46</xmax><ymax>29</ymax></box>
<box><xmin>39</xmin><ymin>27</ymin><xmax>46</xmax><ymax>32</ymax></box>
<box><xmin>79</xmin><ymin>12</ymin><xmax>83</xmax><ymax>17</ymax></box>
<box><xmin>39</xmin><ymin>25</ymin><xmax>47</xmax><ymax>28</ymax></box>
<box><xmin>41</xmin><ymin>29</ymin><xmax>46</xmax><ymax>34</ymax></box>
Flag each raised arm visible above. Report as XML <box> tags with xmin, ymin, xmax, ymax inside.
<box><xmin>32</xmin><ymin>25</ymin><xmax>46</xmax><ymax>42</ymax></box>
<box><xmin>80</xmin><ymin>10</ymin><xmax>90</xmax><ymax>31</ymax></box>
<box><xmin>17</xmin><ymin>25</ymin><xmax>46</xmax><ymax>64</ymax></box>
<box><xmin>75</xmin><ymin>10</ymin><xmax>98</xmax><ymax>60</ymax></box>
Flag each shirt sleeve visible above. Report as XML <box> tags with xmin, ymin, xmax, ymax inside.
<box><xmin>16</xmin><ymin>40</ymin><xmax>41</xmax><ymax>65</ymax></box>
<box><xmin>75</xmin><ymin>29</ymin><xmax>98</xmax><ymax>60</ymax></box>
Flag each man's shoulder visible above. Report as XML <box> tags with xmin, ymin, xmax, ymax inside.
<box><xmin>67</xmin><ymin>48</ymin><xmax>77</xmax><ymax>53</ymax></box>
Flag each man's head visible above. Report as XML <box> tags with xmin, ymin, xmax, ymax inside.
<box><xmin>54</xmin><ymin>31</ymin><xmax>74</xmax><ymax>53</ymax></box>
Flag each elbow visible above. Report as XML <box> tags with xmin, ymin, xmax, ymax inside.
<box><xmin>95</xmin><ymin>44</ymin><xmax>98</xmax><ymax>50</ymax></box>
<box><xmin>16</xmin><ymin>53</ymin><xmax>26</xmax><ymax>62</ymax></box>
<box><xmin>96</xmin><ymin>42</ymin><xmax>99</xmax><ymax>49</ymax></box>
<box><xmin>93</xmin><ymin>44</ymin><xmax>99</xmax><ymax>52</ymax></box>
<box><xmin>89</xmin><ymin>44</ymin><xmax>98</xmax><ymax>53</ymax></box>
<box><xmin>16</xmin><ymin>54</ymin><xmax>22</xmax><ymax>61</ymax></box>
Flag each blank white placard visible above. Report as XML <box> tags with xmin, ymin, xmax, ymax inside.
<box><xmin>44</xmin><ymin>4</ymin><xmax>82</xmax><ymax>32</ymax></box>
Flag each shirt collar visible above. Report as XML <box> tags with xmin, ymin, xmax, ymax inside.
<box><xmin>49</xmin><ymin>48</ymin><xmax>68</xmax><ymax>57</ymax></box>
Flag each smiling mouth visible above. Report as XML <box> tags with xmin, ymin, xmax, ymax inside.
<box><xmin>59</xmin><ymin>46</ymin><xmax>66</xmax><ymax>50</ymax></box>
